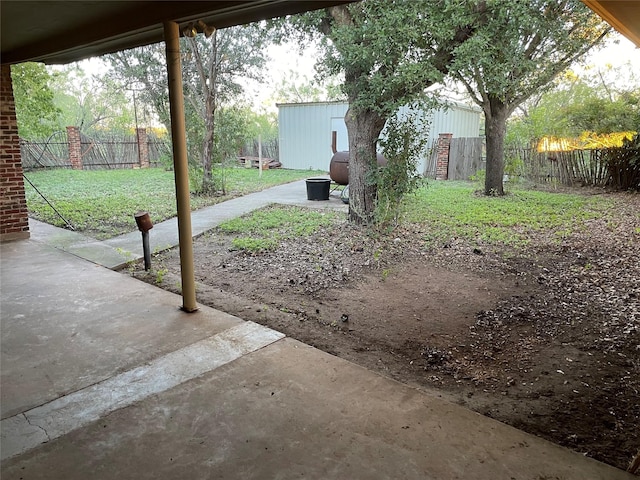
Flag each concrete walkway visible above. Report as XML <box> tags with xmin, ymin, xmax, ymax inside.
<box><xmin>1</xmin><ymin>180</ymin><xmax>633</xmax><ymax>479</ymax></box>
<box><xmin>28</xmin><ymin>179</ymin><xmax>348</xmax><ymax>270</ymax></box>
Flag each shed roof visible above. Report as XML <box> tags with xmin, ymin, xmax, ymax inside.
<box><xmin>276</xmin><ymin>99</ymin><xmax>483</xmax><ymax>113</ymax></box>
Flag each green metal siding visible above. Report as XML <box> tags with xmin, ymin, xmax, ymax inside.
<box><xmin>278</xmin><ymin>101</ymin><xmax>481</xmax><ymax>174</ymax></box>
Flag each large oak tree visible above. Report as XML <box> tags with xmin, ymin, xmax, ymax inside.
<box><xmin>181</xmin><ymin>25</ymin><xmax>269</xmax><ymax>194</ymax></box>
<box><xmin>107</xmin><ymin>24</ymin><xmax>270</xmax><ymax>194</ymax></box>
<box><xmin>449</xmin><ymin>0</ymin><xmax>610</xmax><ymax>195</ymax></box>
<box><xmin>11</xmin><ymin>63</ymin><xmax>61</xmax><ymax>140</ymax></box>
<box><xmin>289</xmin><ymin>0</ymin><xmax>480</xmax><ymax>224</ymax></box>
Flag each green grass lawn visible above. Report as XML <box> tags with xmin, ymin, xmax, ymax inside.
<box><xmin>24</xmin><ymin>167</ymin><xmax>325</xmax><ymax>239</ymax></box>
<box><xmin>212</xmin><ymin>180</ymin><xmax>618</xmax><ymax>255</ymax></box>
<box><xmin>25</xmin><ymin>167</ymin><xmax>618</xmax><ymax>246</ymax></box>
<box><xmin>218</xmin><ymin>205</ymin><xmax>340</xmax><ymax>253</ymax></box>
<box><xmin>403</xmin><ymin>181</ymin><xmax>614</xmax><ymax>246</ymax></box>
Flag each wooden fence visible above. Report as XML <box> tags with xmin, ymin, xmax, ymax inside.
<box><xmin>241</xmin><ymin>138</ymin><xmax>279</xmax><ymax>162</ymax></box>
<box><xmin>19</xmin><ymin>131</ymin><xmax>69</xmax><ymax>169</ymax></box>
<box><xmin>449</xmin><ymin>137</ymin><xmax>484</xmax><ymax>180</ymax></box>
<box><xmin>423</xmin><ymin>138</ymin><xmax>438</xmax><ymax>177</ymax></box>
<box><xmin>79</xmin><ymin>134</ymin><xmax>140</xmax><ymax>169</ymax></box>
<box><xmin>20</xmin><ymin>130</ymin><xmax>169</xmax><ymax>170</ymax></box>
<box><xmin>423</xmin><ymin>137</ymin><xmax>485</xmax><ymax>180</ymax></box>
<box><xmin>425</xmin><ymin>136</ymin><xmax>623</xmax><ymax>187</ymax></box>
<box><xmin>505</xmin><ymin>145</ymin><xmax>611</xmax><ymax>187</ymax></box>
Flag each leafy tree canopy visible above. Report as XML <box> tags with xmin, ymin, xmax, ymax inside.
<box><xmin>105</xmin><ymin>23</ymin><xmax>272</xmax><ymax>194</ymax></box>
<box><xmin>11</xmin><ymin>62</ymin><xmax>61</xmax><ymax>140</ymax></box>
<box><xmin>106</xmin><ymin>43</ymin><xmax>173</xmax><ymax>133</ymax></box>
<box><xmin>50</xmin><ymin>65</ymin><xmax>135</xmax><ymax>134</ymax></box>
<box><xmin>452</xmin><ymin>1</ymin><xmax>609</xmax><ymax>111</ymax></box>
<box><xmin>508</xmin><ymin>65</ymin><xmax>640</xmax><ymax>144</ymax></box>
<box><xmin>270</xmin><ymin>70</ymin><xmax>345</xmax><ymax>104</ymax></box>
<box><xmin>448</xmin><ymin>0</ymin><xmax>610</xmax><ymax>195</ymax></box>
<box><xmin>281</xmin><ymin>0</ymin><xmax>479</xmax><ymax>224</ymax></box>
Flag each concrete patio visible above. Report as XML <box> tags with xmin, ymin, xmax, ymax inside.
<box><xmin>0</xmin><ymin>182</ymin><xmax>633</xmax><ymax>479</ymax></box>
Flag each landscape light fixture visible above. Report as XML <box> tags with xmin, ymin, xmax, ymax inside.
<box><xmin>134</xmin><ymin>211</ymin><xmax>153</xmax><ymax>271</ymax></box>
<box><xmin>197</xmin><ymin>20</ymin><xmax>216</xmax><ymax>37</ymax></box>
<box><xmin>181</xmin><ymin>20</ymin><xmax>216</xmax><ymax>38</ymax></box>
<box><xmin>181</xmin><ymin>23</ymin><xmax>197</xmax><ymax>38</ymax></box>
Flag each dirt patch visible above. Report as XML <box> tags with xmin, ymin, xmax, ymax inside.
<box><xmin>131</xmin><ymin>191</ymin><xmax>640</xmax><ymax>472</ymax></box>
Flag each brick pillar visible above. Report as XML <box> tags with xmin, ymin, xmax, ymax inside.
<box><xmin>66</xmin><ymin>126</ymin><xmax>82</xmax><ymax>170</ymax></box>
<box><xmin>0</xmin><ymin>64</ymin><xmax>30</xmax><ymax>242</ymax></box>
<box><xmin>435</xmin><ymin>133</ymin><xmax>453</xmax><ymax>180</ymax></box>
<box><xmin>136</xmin><ymin>127</ymin><xmax>149</xmax><ymax>168</ymax></box>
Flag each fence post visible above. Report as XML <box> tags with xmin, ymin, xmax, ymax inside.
<box><xmin>66</xmin><ymin>126</ymin><xmax>82</xmax><ymax>170</ymax></box>
<box><xmin>136</xmin><ymin>127</ymin><xmax>150</xmax><ymax>168</ymax></box>
<box><xmin>435</xmin><ymin>133</ymin><xmax>453</xmax><ymax>180</ymax></box>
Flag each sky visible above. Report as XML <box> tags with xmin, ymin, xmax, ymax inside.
<box><xmin>67</xmin><ymin>30</ymin><xmax>638</xmax><ymax>116</ymax></box>
<box><xmin>583</xmin><ymin>32</ymin><xmax>639</xmax><ymax>70</ymax></box>
<box><xmin>247</xmin><ymin>31</ymin><xmax>640</xmax><ymax>111</ymax></box>
<box><xmin>246</xmin><ymin>41</ymin><xmax>323</xmax><ymax>112</ymax></box>
<box><xmin>573</xmin><ymin>32</ymin><xmax>639</xmax><ymax>86</ymax></box>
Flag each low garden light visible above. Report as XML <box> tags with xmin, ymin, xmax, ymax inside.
<box><xmin>134</xmin><ymin>211</ymin><xmax>153</xmax><ymax>271</ymax></box>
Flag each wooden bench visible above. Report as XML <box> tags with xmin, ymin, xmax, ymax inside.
<box><xmin>238</xmin><ymin>156</ymin><xmax>281</xmax><ymax>169</ymax></box>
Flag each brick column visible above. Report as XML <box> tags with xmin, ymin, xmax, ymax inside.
<box><xmin>66</xmin><ymin>126</ymin><xmax>82</xmax><ymax>170</ymax></box>
<box><xmin>136</xmin><ymin>127</ymin><xmax>149</xmax><ymax>168</ymax></box>
<box><xmin>435</xmin><ymin>133</ymin><xmax>452</xmax><ymax>180</ymax></box>
<box><xmin>0</xmin><ymin>64</ymin><xmax>30</xmax><ymax>242</ymax></box>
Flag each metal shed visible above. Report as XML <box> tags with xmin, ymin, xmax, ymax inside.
<box><xmin>277</xmin><ymin>100</ymin><xmax>482</xmax><ymax>176</ymax></box>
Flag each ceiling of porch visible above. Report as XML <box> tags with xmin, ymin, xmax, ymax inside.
<box><xmin>0</xmin><ymin>1</ymin><xmax>348</xmax><ymax>65</ymax></box>
<box><xmin>1</xmin><ymin>1</ymin><xmax>636</xmax><ymax>66</ymax></box>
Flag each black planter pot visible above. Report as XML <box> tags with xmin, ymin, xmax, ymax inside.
<box><xmin>306</xmin><ymin>178</ymin><xmax>331</xmax><ymax>201</ymax></box>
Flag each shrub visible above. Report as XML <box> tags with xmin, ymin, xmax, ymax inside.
<box><xmin>375</xmin><ymin>108</ymin><xmax>428</xmax><ymax>229</ymax></box>
<box><xmin>604</xmin><ymin>133</ymin><xmax>640</xmax><ymax>191</ymax></box>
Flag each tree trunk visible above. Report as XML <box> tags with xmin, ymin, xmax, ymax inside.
<box><xmin>484</xmin><ymin>98</ymin><xmax>509</xmax><ymax>196</ymax></box>
<box><xmin>201</xmin><ymin>105</ymin><xmax>215</xmax><ymax>194</ymax></box>
<box><xmin>344</xmin><ymin>106</ymin><xmax>386</xmax><ymax>225</ymax></box>
<box><xmin>201</xmin><ymin>33</ymin><xmax>218</xmax><ymax>195</ymax></box>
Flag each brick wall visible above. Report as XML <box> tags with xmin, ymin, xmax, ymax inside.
<box><xmin>435</xmin><ymin>133</ymin><xmax>453</xmax><ymax>181</ymax></box>
<box><xmin>65</xmin><ymin>126</ymin><xmax>151</xmax><ymax>169</ymax></box>
<box><xmin>67</xmin><ymin>126</ymin><xmax>83</xmax><ymax>170</ymax></box>
<box><xmin>1</xmin><ymin>64</ymin><xmax>30</xmax><ymax>242</ymax></box>
<box><xmin>136</xmin><ymin>128</ymin><xmax>150</xmax><ymax>168</ymax></box>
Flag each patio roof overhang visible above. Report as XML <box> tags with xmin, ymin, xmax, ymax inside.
<box><xmin>2</xmin><ymin>1</ymin><xmax>637</xmax><ymax>66</ymax></box>
<box><xmin>582</xmin><ymin>0</ymin><xmax>640</xmax><ymax>47</ymax></box>
<box><xmin>0</xmin><ymin>1</ymin><xmax>348</xmax><ymax>65</ymax></box>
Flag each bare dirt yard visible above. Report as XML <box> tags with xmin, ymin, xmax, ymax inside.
<box><xmin>132</xmin><ymin>188</ymin><xmax>639</xmax><ymax>472</ymax></box>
